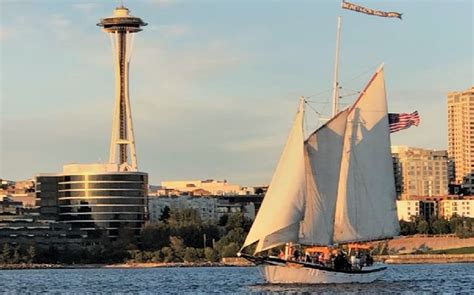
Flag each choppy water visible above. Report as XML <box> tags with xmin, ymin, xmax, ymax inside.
<box><xmin>0</xmin><ymin>264</ymin><xmax>473</xmax><ymax>294</ymax></box>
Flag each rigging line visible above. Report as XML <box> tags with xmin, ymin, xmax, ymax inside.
<box><xmin>343</xmin><ymin>63</ymin><xmax>381</xmax><ymax>83</ymax></box>
<box><xmin>305</xmin><ymin>101</ymin><xmax>324</xmax><ymax>131</ymax></box>
<box><xmin>305</xmin><ymin>99</ymin><xmax>333</xmax><ymax>104</ymax></box>
<box><xmin>305</xmin><ymin>101</ymin><xmax>322</xmax><ymax>116</ymax></box>
<box><xmin>305</xmin><ymin>88</ymin><xmax>333</xmax><ymax>99</ymax></box>
<box><xmin>339</xmin><ymin>92</ymin><xmax>360</xmax><ymax>99</ymax></box>
<box><xmin>339</xmin><ymin>87</ymin><xmax>361</xmax><ymax>94</ymax></box>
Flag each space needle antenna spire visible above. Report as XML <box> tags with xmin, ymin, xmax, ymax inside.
<box><xmin>98</xmin><ymin>6</ymin><xmax>147</xmax><ymax>171</ymax></box>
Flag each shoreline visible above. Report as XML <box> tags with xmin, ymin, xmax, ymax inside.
<box><xmin>376</xmin><ymin>253</ymin><xmax>474</xmax><ymax>264</ymax></box>
<box><xmin>2</xmin><ymin>254</ymin><xmax>474</xmax><ymax>270</ymax></box>
<box><xmin>0</xmin><ymin>261</ymin><xmax>250</xmax><ymax>270</ymax></box>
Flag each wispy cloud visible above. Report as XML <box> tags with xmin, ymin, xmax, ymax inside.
<box><xmin>49</xmin><ymin>14</ymin><xmax>72</xmax><ymax>29</ymax></box>
<box><xmin>149</xmin><ymin>24</ymin><xmax>190</xmax><ymax>38</ymax></box>
<box><xmin>72</xmin><ymin>3</ymin><xmax>100</xmax><ymax>13</ymax></box>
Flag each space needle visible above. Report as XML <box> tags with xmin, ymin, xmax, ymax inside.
<box><xmin>98</xmin><ymin>6</ymin><xmax>147</xmax><ymax>171</ymax></box>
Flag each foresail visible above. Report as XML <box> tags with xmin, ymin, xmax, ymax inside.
<box><xmin>242</xmin><ymin>100</ymin><xmax>306</xmax><ymax>254</ymax></box>
<box><xmin>333</xmin><ymin>65</ymin><xmax>400</xmax><ymax>243</ymax></box>
<box><xmin>299</xmin><ymin>109</ymin><xmax>349</xmax><ymax>246</ymax></box>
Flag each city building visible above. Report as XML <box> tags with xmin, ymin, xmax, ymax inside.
<box><xmin>148</xmin><ymin>195</ymin><xmax>217</xmax><ymax>222</ymax></box>
<box><xmin>392</xmin><ymin>146</ymin><xmax>449</xmax><ymax>199</ymax></box>
<box><xmin>1</xmin><ymin>179</ymin><xmax>38</xmax><ymax>217</ymax></box>
<box><xmin>439</xmin><ymin>198</ymin><xmax>474</xmax><ymax>219</ymax></box>
<box><xmin>0</xmin><ymin>197</ymin><xmax>23</xmax><ymax>215</ymax></box>
<box><xmin>147</xmin><ymin>194</ymin><xmax>261</xmax><ymax>223</ymax></box>
<box><xmin>161</xmin><ymin>179</ymin><xmax>245</xmax><ymax>196</ymax></box>
<box><xmin>397</xmin><ymin>195</ymin><xmax>474</xmax><ymax>220</ymax></box>
<box><xmin>396</xmin><ymin>200</ymin><xmax>421</xmax><ymax>221</ymax></box>
<box><xmin>0</xmin><ymin>217</ymin><xmax>85</xmax><ymax>249</ymax></box>
<box><xmin>0</xmin><ymin>179</ymin><xmax>15</xmax><ymax>191</ymax></box>
<box><xmin>36</xmin><ymin>163</ymin><xmax>147</xmax><ymax>238</ymax></box>
<box><xmin>216</xmin><ymin>197</ymin><xmax>256</xmax><ymax>221</ymax></box>
<box><xmin>448</xmin><ymin>86</ymin><xmax>474</xmax><ymax>194</ymax></box>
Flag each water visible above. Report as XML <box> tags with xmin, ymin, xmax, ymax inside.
<box><xmin>0</xmin><ymin>264</ymin><xmax>473</xmax><ymax>294</ymax></box>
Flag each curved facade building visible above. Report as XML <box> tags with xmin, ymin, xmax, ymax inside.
<box><xmin>36</xmin><ymin>164</ymin><xmax>147</xmax><ymax>238</ymax></box>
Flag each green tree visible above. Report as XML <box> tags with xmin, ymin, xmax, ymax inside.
<box><xmin>151</xmin><ymin>250</ymin><xmax>162</xmax><ymax>262</ymax></box>
<box><xmin>449</xmin><ymin>214</ymin><xmax>463</xmax><ymax>233</ymax></box>
<box><xmin>161</xmin><ymin>247</ymin><xmax>174</xmax><ymax>263</ymax></box>
<box><xmin>183</xmin><ymin>247</ymin><xmax>198</xmax><ymax>262</ymax></box>
<box><xmin>159</xmin><ymin>206</ymin><xmax>171</xmax><ymax>223</ymax></box>
<box><xmin>399</xmin><ymin>220</ymin><xmax>416</xmax><ymax>235</ymax></box>
<box><xmin>216</xmin><ymin>228</ymin><xmax>246</xmax><ymax>248</ymax></box>
<box><xmin>140</xmin><ymin>222</ymin><xmax>170</xmax><ymax>250</ymax></box>
<box><xmin>431</xmin><ymin>218</ymin><xmax>450</xmax><ymax>234</ymax></box>
<box><xmin>12</xmin><ymin>246</ymin><xmax>21</xmax><ymax>264</ymax></box>
<box><xmin>220</xmin><ymin>242</ymin><xmax>239</xmax><ymax>258</ymax></box>
<box><xmin>169</xmin><ymin>207</ymin><xmax>202</xmax><ymax>227</ymax></box>
<box><xmin>204</xmin><ymin>247</ymin><xmax>219</xmax><ymax>262</ymax></box>
<box><xmin>417</xmin><ymin>220</ymin><xmax>430</xmax><ymax>234</ymax></box>
<box><xmin>225</xmin><ymin>213</ymin><xmax>252</xmax><ymax>232</ymax></box>
<box><xmin>27</xmin><ymin>245</ymin><xmax>36</xmax><ymax>264</ymax></box>
<box><xmin>134</xmin><ymin>251</ymin><xmax>146</xmax><ymax>263</ymax></box>
<box><xmin>170</xmin><ymin>236</ymin><xmax>185</xmax><ymax>261</ymax></box>
<box><xmin>1</xmin><ymin>243</ymin><xmax>11</xmax><ymax>264</ymax></box>
<box><xmin>116</xmin><ymin>226</ymin><xmax>138</xmax><ymax>250</ymax></box>
<box><xmin>218</xmin><ymin>214</ymin><xmax>229</xmax><ymax>226</ymax></box>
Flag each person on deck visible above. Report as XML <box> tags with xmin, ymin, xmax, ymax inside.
<box><xmin>366</xmin><ymin>253</ymin><xmax>374</xmax><ymax>266</ymax></box>
<box><xmin>293</xmin><ymin>249</ymin><xmax>300</xmax><ymax>261</ymax></box>
<box><xmin>359</xmin><ymin>253</ymin><xmax>367</xmax><ymax>268</ymax></box>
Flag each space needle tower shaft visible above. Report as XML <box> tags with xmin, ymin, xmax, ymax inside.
<box><xmin>98</xmin><ymin>6</ymin><xmax>147</xmax><ymax>171</ymax></box>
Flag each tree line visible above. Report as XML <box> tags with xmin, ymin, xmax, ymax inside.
<box><xmin>0</xmin><ymin>207</ymin><xmax>252</xmax><ymax>265</ymax></box>
<box><xmin>399</xmin><ymin>215</ymin><xmax>474</xmax><ymax>237</ymax></box>
<box><xmin>2</xmin><ymin>207</ymin><xmax>472</xmax><ymax>265</ymax></box>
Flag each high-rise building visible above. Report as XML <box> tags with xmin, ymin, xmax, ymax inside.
<box><xmin>34</xmin><ymin>6</ymin><xmax>149</xmax><ymax>239</ymax></box>
<box><xmin>448</xmin><ymin>87</ymin><xmax>474</xmax><ymax>194</ymax></box>
<box><xmin>98</xmin><ymin>6</ymin><xmax>147</xmax><ymax>172</ymax></box>
<box><xmin>392</xmin><ymin>146</ymin><xmax>449</xmax><ymax>199</ymax></box>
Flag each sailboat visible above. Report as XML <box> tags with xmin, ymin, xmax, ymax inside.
<box><xmin>238</xmin><ymin>63</ymin><xmax>400</xmax><ymax>284</ymax></box>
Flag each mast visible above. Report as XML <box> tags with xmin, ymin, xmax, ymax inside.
<box><xmin>331</xmin><ymin>16</ymin><xmax>342</xmax><ymax>117</ymax></box>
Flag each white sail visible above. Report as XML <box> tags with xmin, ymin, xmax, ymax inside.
<box><xmin>242</xmin><ymin>99</ymin><xmax>306</xmax><ymax>253</ymax></box>
<box><xmin>299</xmin><ymin>109</ymin><xmax>349</xmax><ymax>245</ymax></box>
<box><xmin>333</xmin><ymin>65</ymin><xmax>400</xmax><ymax>243</ymax></box>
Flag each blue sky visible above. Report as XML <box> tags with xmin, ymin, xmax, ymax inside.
<box><xmin>1</xmin><ymin>0</ymin><xmax>472</xmax><ymax>186</ymax></box>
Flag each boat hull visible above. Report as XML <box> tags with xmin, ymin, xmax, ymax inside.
<box><xmin>259</xmin><ymin>263</ymin><xmax>386</xmax><ymax>284</ymax></box>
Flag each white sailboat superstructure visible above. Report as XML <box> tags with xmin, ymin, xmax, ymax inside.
<box><xmin>239</xmin><ymin>65</ymin><xmax>400</xmax><ymax>284</ymax></box>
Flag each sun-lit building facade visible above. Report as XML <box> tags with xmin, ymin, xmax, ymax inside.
<box><xmin>36</xmin><ymin>164</ymin><xmax>147</xmax><ymax>238</ymax></box>
<box><xmin>448</xmin><ymin>87</ymin><xmax>474</xmax><ymax>194</ymax></box>
<box><xmin>392</xmin><ymin>146</ymin><xmax>449</xmax><ymax>199</ymax></box>
<box><xmin>161</xmin><ymin>179</ymin><xmax>244</xmax><ymax>196</ymax></box>
<box><xmin>396</xmin><ymin>200</ymin><xmax>420</xmax><ymax>221</ymax></box>
<box><xmin>438</xmin><ymin>199</ymin><xmax>474</xmax><ymax>219</ymax></box>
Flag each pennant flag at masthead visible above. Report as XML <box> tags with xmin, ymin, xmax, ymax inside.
<box><xmin>342</xmin><ymin>1</ymin><xmax>402</xmax><ymax>19</ymax></box>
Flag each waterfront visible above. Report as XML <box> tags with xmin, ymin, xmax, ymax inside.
<box><xmin>0</xmin><ymin>264</ymin><xmax>473</xmax><ymax>293</ymax></box>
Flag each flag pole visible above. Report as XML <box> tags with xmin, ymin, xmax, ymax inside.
<box><xmin>331</xmin><ymin>16</ymin><xmax>342</xmax><ymax>117</ymax></box>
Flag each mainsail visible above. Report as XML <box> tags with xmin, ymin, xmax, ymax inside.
<box><xmin>242</xmin><ymin>99</ymin><xmax>306</xmax><ymax>253</ymax></box>
<box><xmin>242</xmin><ymin>65</ymin><xmax>399</xmax><ymax>253</ymax></box>
<box><xmin>299</xmin><ymin>109</ymin><xmax>349</xmax><ymax>245</ymax></box>
<box><xmin>333</xmin><ymin>65</ymin><xmax>400</xmax><ymax>243</ymax></box>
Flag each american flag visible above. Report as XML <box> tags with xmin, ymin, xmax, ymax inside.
<box><xmin>388</xmin><ymin>111</ymin><xmax>420</xmax><ymax>133</ymax></box>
